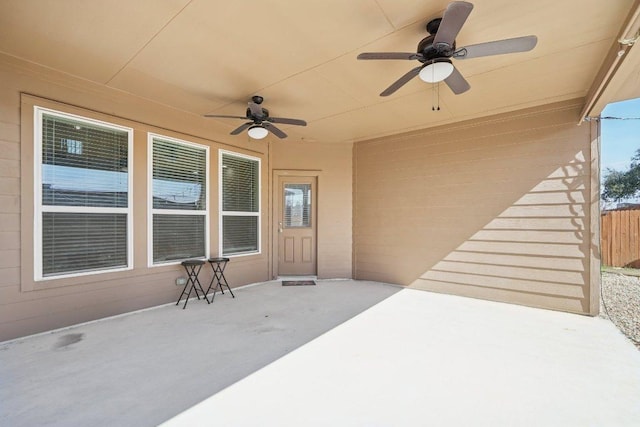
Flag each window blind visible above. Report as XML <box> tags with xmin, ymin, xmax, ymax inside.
<box><xmin>222</xmin><ymin>216</ymin><xmax>258</xmax><ymax>254</ymax></box>
<box><xmin>151</xmin><ymin>137</ymin><xmax>207</xmax><ymax>264</ymax></box>
<box><xmin>222</xmin><ymin>154</ymin><xmax>259</xmax><ymax>212</ymax></box>
<box><xmin>153</xmin><ymin>215</ymin><xmax>205</xmax><ymax>262</ymax></box>
<box><xmin>42</xmin><ymin>213</ymin><xmax>127</xmax><ymax>275</ymax></box>
<box><xmin>221</xmin><ymin>152</ymin><xmax>260</xmax><ymax>256</ymax></box>
<box><xmin>42</xmin><ymin>114</ymin><xmax>129</xmax><ymax>208</ymax></box>
<box><xmin>152</xmin><ymin>139</ymin><xmax>206</xmax><ymax>210</ymax></box>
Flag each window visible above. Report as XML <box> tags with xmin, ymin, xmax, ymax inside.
<box><xmin>34</xmin><ymin>107</ymin><xmax>133</xmax><ymax>280</ymax></box>
<box><xmin>220</xmin><ymin>151</ymin><xmax>260</xmax><ymax>256</ymax></box>
<box><xmin>149</xmin><ymin>134</ymin><xmax>208</xmax><ymax>265</ymax></box>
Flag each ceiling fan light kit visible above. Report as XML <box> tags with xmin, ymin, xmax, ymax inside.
<box><xmin>419</xmin><ymin>60</ymin><xmax>454</xmax><ymax>83</ymax></box>
<box><xmin>247</xmin><ymin>125</ymin><xmax>268</xmax><ymax>139</ymax></box>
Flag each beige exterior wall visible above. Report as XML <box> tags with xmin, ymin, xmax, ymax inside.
<box><xmin>353</xmin><ymin>99</ymin><xmax>600</xmax><ymax>315</ymax></box>
<box><xmin>0</xmin><ymin>55</ymin><xmax>352</xmax><ymax>341</ymax></box>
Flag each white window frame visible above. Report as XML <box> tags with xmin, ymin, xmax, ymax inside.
<box><xmin>33</xmin><ymin>106</ymin><xmax>134</xmax><ymax>281</ymax></box>
<box><xmin>148</xmin><ymin>133</ymin><xmax>210</xmax><ymax>267</ymax></box>
<box><xmin>219</xmin><ymin>150</ymin><xmax>261</xmax><ymax>257</ymax></box>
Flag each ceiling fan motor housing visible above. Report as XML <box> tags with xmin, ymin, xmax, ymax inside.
<box><xmin>246</xmin><ymin>106</ymin><xmax>269</xmax><ymax>122</ymax></box>
<box><xmin>418</xmin><ymin>33</ymin><xmax>456</xmax><ymax>61</ymax></box>
<box><xmin>426</xmin><ymin>17</ymin><xmax>441</xmax><ymax>35</ymax></box>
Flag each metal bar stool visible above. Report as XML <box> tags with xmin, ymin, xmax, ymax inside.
<box><xmin>206</xmin><ymin>257</ymin><xmax>234</xmax><ymax>301</ymax></box>
<box><xmin>177</xmin><ymin>259</ymin><xmax>210</xmax><ymax>309</ymax></box>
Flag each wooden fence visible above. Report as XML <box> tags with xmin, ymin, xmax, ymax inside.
<box><xmin>601</xmin><ymin>208</ymin><xmax>640</xmax><ymax>267</ymax></box>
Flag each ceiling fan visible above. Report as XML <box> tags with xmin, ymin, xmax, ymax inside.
<box><xmin>204</xmin><ymin>96</ymin><xmax>307</xmax><ymax>139</ymax></box>
<box><xmin>357</xmin><ymin>1</ymin><xmax>537</xmax><ymax>96</ymax></box>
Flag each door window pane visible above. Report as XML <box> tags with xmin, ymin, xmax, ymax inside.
<box><xmin>284</xmin><ymin>184</ymin><xmax>311</xmax><ymax>228</ymax></box>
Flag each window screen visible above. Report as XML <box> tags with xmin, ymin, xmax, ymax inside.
<box><xmin>221</xmin><ymin>152</ymin><xmax>260</xmax><ymax>256</ymax></box>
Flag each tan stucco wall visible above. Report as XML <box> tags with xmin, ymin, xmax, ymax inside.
<box><xmin>0</xmin><ymin>54</ymin><xmax>352</xmax><ymax>341</ymax></box>
<box><xmin>353</xmin><ymin>99</ymin><xmax>600</xmax><ymax>314</ymax></box>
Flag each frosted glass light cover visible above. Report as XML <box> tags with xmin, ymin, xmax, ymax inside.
<box><xmin>419</xmin><ymin>62</ymin><xmax>454</xmax><ymax>83</ymax></box>
<box><xmin>247</xmin><ymin>125</ymin><xmax>268</xmax><ymax>139</ymax></box>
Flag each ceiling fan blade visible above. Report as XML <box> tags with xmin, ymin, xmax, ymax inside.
<box><xmin>263</xmin><ymin>122</ymin><xmax>287</xmax><ymax>139</ymax></box>
<box><xmin>453</xmin><ymin>36</ymin><xmax>538</xmax><ymax>59</ymax></box>
<box><xmin>230</xmin><ymin>122</ymin><xmax>254</xmax><ymax>135</ymax></box>
<box><xmin>248</xmin><ymin>101</ymin><xmax>263</xmax><ymax>118</ymax></box>
<box><xmin>433</xmin><ymin>1</ymin><xmax>474</xmax><ymax>47</ymax></box>
<box><xmin>380</xmin><ymin>66</ymin><xmax>422</xmax><ymax>97</ymax></box>
<box><xmin>444</xmin><ymin>66</ymin><xmax>470</xmax><ymax>95</ymax></box>
<box><xmin>268</xmin><ymin>117</ymin><xmax>307</xmax><ymax>126</ymax></box>
<box><xmin>204</xmin><ymin>114</ymin><xmax>247</xmax><ymax>120</ymax></box>
<box><xmin>357</xmin><ymin>52</ymin><xmax>423</xmax><ymax>61</ymax></box>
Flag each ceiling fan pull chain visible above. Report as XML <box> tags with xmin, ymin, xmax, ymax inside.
<box><xmin>432</xmin><ymin>81</ymin><xmax>437</xmax><ymax>110</ymax></box>
<box><xmin>432</xmin><ymin>82</ymin><xmax>441</xmax><ymax>111</ymax></box>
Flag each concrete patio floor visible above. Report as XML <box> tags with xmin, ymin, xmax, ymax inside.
<box><xmin>2</xmin><ymin>280</ymin><xmax>640</xmax><ymax>426</ymax></box>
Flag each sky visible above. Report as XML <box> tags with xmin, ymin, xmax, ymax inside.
<box><xmin>600</xmin><ymin>97</ymin><xmax>640</xmax><ymax>172</ymax></box>
<box><xmin>600</xmin><ymin>97</ymin><xmax>640</xmax><ymax>206</ymax></box>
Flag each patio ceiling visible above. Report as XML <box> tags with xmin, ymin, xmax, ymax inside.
<box><xmin>0</xmin><ymin>0</ymin><xmax>638</xmax><ymax>143</ymax></box>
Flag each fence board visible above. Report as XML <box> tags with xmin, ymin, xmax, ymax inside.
<box><xmin>632</xmin><ymin>212</ymin><xmax>639</xmax><ymax>266</ymax></box>
<box><xmin>601</xmin><ymin>208</ymin><xmax>640</xmax><ymax>267</ymax></box>
<box><xmin>602</xmin><ymin>213</ymin><xmax>611</xmax><ymax>265</ymax></box>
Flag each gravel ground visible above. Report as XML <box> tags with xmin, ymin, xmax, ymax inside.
<box><xmin>600</xmin><ymin>271</ymin><xmax>640</xmax><ymax>350</ymax></box>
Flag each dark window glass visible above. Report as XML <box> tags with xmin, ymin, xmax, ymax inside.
<box><xmin>153</xmin><ymin>215</ymin><xmax>206</xmax><ymax>262</ymax></box>
<box><xmin>42</xmin><ymin>213</ymin><xmax>127</xmax><ymax>277</ymax></box>
<box><xmin>222</xmin><ymin>216</ymin><xmax>258</xmax><ymax>255</ymax></box>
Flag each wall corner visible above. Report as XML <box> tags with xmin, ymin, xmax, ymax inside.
<box><xmin>589</xmin><ymin>118</ymin><xmax>602</xmax><ymax>316</ymax></box>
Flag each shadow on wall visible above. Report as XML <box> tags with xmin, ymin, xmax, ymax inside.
<box><xmin>353</xmin><ymin>101</ymin><xmax>594</xmax><ymax>313</ymax></box>
<box><xmin>410</xmin><ymin>154</ymin><xmax>590</xmax><ymax>313</ymax></box>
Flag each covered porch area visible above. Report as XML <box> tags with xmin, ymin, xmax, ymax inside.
<box><xmin>2</xmin><ymin>280</ymin><xmax>638</xmax><ymax>426</ymax></box>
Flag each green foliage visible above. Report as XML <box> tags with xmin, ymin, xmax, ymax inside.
<box><xmin>602</xmin><ymin>148</ymin><xmax>640</xmax><ymax>202</ymax></box>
